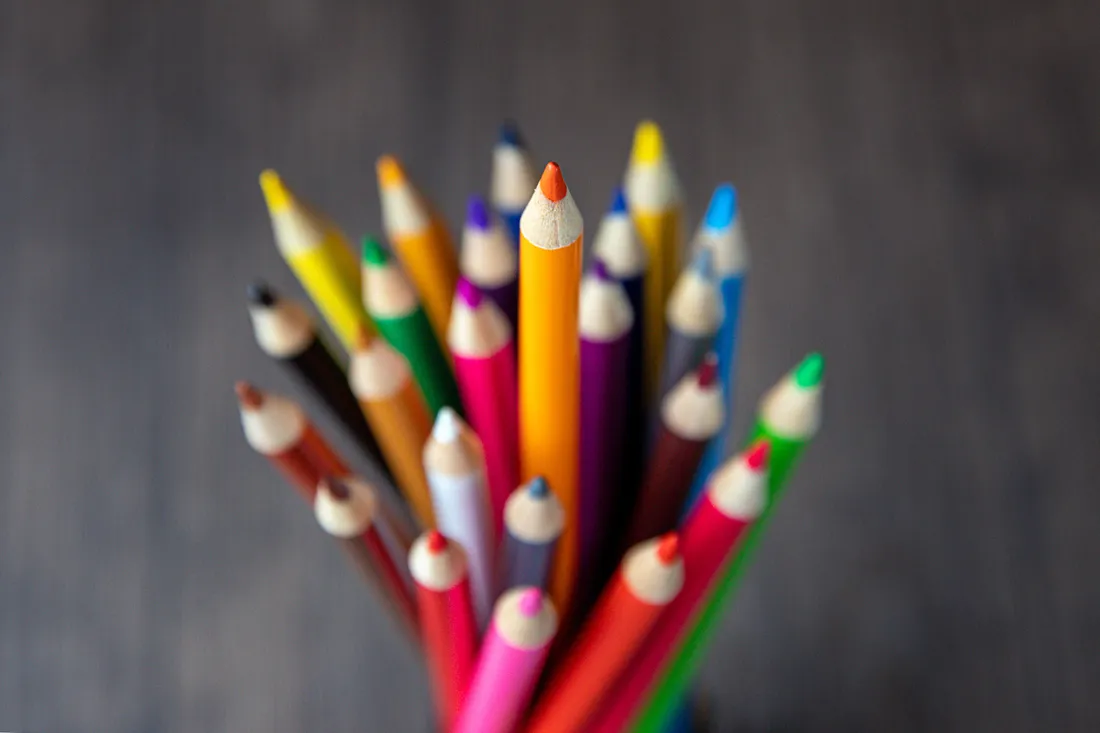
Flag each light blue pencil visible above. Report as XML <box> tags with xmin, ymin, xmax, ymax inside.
<box><xmin>681</xmin><ymin>184</ymin><xmax>749</xmax><ymax>513</ymax></box>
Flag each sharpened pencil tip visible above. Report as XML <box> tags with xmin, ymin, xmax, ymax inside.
<box><xmin>527</xmin><ymin>476</ymin><xmax>549</xmax><ymax>498</ymax></box>
<box><xmin>456</xmin><ymin>277</ymin><xmax>483</xmax><ymax>308</ymax></box>
<box><xmin>609</xmin><ymin>186</ymin><xmax>629</xmax><ymax>214</ymax></box>
<box><xmin>466</xmin><ymin>195</ymin><xmax>492</xmax><ymax>231</ymax></box>
<box><xmin>234</xmin><ymin>381</ymin><xmax>264</xmax><ymax>409</ymax></box>
<box><xmin>631</xmin><ymin>121</ymin><xmax>665</xmax><ymax>165</ymax></box>
<box><xmin>656</xmin><ymin>533</ymin><xmax>680</xmax><ymax>563</ymax></box>
<box><xmin>794</xmin><ymin>352</ymin><xmax>825</xmax><ymax>388</ymax></box>
<box><xmin>426</xmin><ymin>530</ymin><xmax>447</xmax><ymax>554</ymax></box>
<box><xmin>259</xmin><ymin>169</ymin><xmax>292</xmax><ymax>212</ymax></box>
<box><xmin>538</xmin><ymin>162</ymin><xmax>567</xmax><ymax>202</ymax></box>
<box><xmin>247</xmin><ymin>281</ymin><xmax>276</xmax><ymax>307</ymax></box>
<box><xmin>376</xmin><ymin>155</ymin><xmax>407</xmax><ymax>189</ymax></box>
<box><xmin>744</xmin><ymin>440</ymin><xmax>771</xmax><ymax>471</ymax></box>
<box><xmin>697</xmin><ymin>353</ymin><xmax>719</xmax><ymax>387</ymax></box>
<box><xmin>354</xmin><ymin>324</ymin><xmax>376</xmax><ymax>350</ymax></box>
<box><xmin>704</xmin><ymin>184</ymin><xmax>738</xmax><ymax>230</ymax></box>
<box><xmin>320</xmin><ymin>475</ymin><xmax>351</xmax><ymax>501</ymax></box>
<box><xmin>592</xmin><ymin>258</ymin><xmax>612</xmax><ymax>282</ymax></box>
<box><xmin>432</xmin><ymin>407</ymin><xmax>463</xmax><ymax>444</ymax></box>
<box><xmin>690</xmin><ymin>244</ymin><xmax>713</xmax><ymax>277</ymax></box>
<box><xmin>361</xmin><ymin>235</ymin><xmax>389</xmax><ymax>266</ymax></box>
<box><xmin>517</xmin><ymin>588</ymin><xmax>543</xmax><ymax>617</ymax></box>
<box><xmin>498</xmin><ymin>120</ymin><xmax>525</xmax><ymax>147</ymax></box>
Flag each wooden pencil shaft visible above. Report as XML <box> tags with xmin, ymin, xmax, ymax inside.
<box><xmin>340</xmin><ymin>536</ymin><xmax>420</xmax><ymax>644</ymax></box>
<box><xmin>627</xmin><ymin>428</ymin><xmax>706</xmax><ymax>547</ymax></box>
<box><xmin>500</xmin><ymin>533</ymin><xmax>556</xmax><ymax>593</ymax></box>
<box><xmin>657</xmin><ymin>330</ymin><xmax>714</xmax><ymax>403</ymax></box>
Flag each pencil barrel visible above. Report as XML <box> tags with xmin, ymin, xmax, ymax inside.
<box><xmin>627</xmin><ymin>428</ymin><xmax>707</xmax><ymax>546</ymax></box>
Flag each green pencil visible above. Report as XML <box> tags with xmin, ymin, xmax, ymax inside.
<box><xmin>361</xmin><ymin>236</ymin><xmax>463</xmax><ymax>418</ymax></box>
<box><xmin>630</xmin><ymin>352</ymin><xmax>825</xmax><ymax>732</ymax></box>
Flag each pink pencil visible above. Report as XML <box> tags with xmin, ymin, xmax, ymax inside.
<box><xmin>587</xmin><ymin>441</ymin><xmax>770</xmax><ymax>733</ymax></box>
<box><xmin>447</xmin><ymin>277</ymin><xmax>520</xmax><ymax>537</ymax></box>
<box><xmin>452</xmin><ymin>587</ymin><xmax>558</xmax><ymax>733</ymax></box>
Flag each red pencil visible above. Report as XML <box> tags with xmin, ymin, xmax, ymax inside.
<box><xmin>409</xmin><ymin>530</ymin><xmax>479</xmax><ymax>732</ymax></box>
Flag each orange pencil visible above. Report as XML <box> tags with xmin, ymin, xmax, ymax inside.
<box><xmin>348</xmin><ymin>329</ymin><xmax>435</xmax><ymax>528</ymax></box>
<box><xmin>376</xmin><ymin>155</ymin><xmax>459</xmax><ymax>344</ymax></box>
<box><xmin>518</xmin><ymin>162</ymin><xmax>583</xmax><ymax>614</ymax></box>
<box><xmin>525</xmin><ymin>533</ymin><xmax>685</xmax><ymax>733</ymax></box>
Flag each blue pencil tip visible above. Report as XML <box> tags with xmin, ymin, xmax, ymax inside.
<box><xmin>703</xmin><ymin>184</ymin><xmax>738</xmax><ymax>230</ymax></box>
<box><xmin>466</xmin><ymin>195</ymin><xmax>492</xmax><ymax>230</ymax></box>
<box><xmin>609</xmin><ymin>186</ymin><xmax>629</xmax><ymax>214</ymax></box>
<box><xmin>691</xmin><ymin>244</ymin><xmax>713</xmax><ymax>276</ymax></box>
<box><xmin>528</xmin><ymin>476</ymin><xmax>549</xmax><ymax>498</ymax></box>
<box><xmin>498</xmin><ymin>120</ymin><xmax>524</xmax><ymax>148</ymax></box>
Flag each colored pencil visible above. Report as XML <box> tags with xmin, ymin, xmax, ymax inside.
<box><xmin>626</xmin><ymin>355</ymin><xmax>724</xmax><ymax>547</ymax></box>
<box><xmin>657</xmin><ymin>246</ymin><xmax>723</xmax><ymax>402</ymax></box>
<box><xmin>491</xmin><ymin>121</ymin><xmax>537</xmax><ymax>246</ymax></box>
<box><xmin>592</xmin><ymin>187</ymin><xmax>649</xmax><ymax>538</ymax></box>
<box><xmin>519</xmin><ymin>161</ymin><xmax>583</xmax><ymax>614</ymax></box>
<box><xmin>409</xmin><ymin>530</ymin><xmax>479</xmax><ymax>732</ymax></box>
<box><xmin>259</xmin><ymin>170</ymin><xmax>369</xmax><ymax>350</ymax></box>
<box><xmin>500</xmin><ymin>477</ymin><xmax>564</xmax><ymax>593</ymax></box>
<box><xmin>235</xmin><ymin>381</ymin><xmax>349</xmax><ymax>503</ymax></box>
<box><xmin>376</xmin><ymin>155</ymin><xmax>459</xmax><ymax>344</ymax></box>
<box><xmin>631</xmin><ymin>353</ymin><xmax>825</xmax><ymax>732</ymax></box>
<box><xmin>527</xmin><ymin>534</ymin><xmax>684</xmax><ymax>733</ymax></box>
<box><xmin>460</xmin><ymin>195</ymin><xmax>519</xmax><ymax>333</ymax></box>
<box><xmin>246</xmin><ymin>282</ymin><xmax>393</xmax><ymax>481</ymax></box>
<box><xmin>576</xmin><ymin>259</ymin><xmax>634</xmax><ymax>607</ymax></box>
<box><xmin>423</xmin><ymin>408</ymin><xmax>495</xmax><ymax>630</ymax></box>
<box><xmin>452</xmin><ymin>587</ymin><xmax>558</xmax><ymax>733</ymax></box>
<box><xmin>448</xmin><ymin>278</ymin><xmax>520</xmax><ymax>537</ymax></box>
<box><xmin>314</xmin><ymin>476</ymin><xmax>419</xmax><ymax>644</ymax></box>
<box><xmin>361</xmin><ymin>236</ymin><xmax>462</xmax><ymax>417</ymax></box>
<box><xmin>348</xmin><ymin>330</ymin><xmax>435</xmax><ymax>528</ymax></box>
<box><xmin>685</xmin><ymin>184</ymin><xmax>750</xmax><ymax>511</ymax></box>
<box><xmin>588</xmin><ymin>444</ymin><xmax>768</xmax><ymax>733</ymax></box>
<box><xmin>622</xmin><ymin>121</ymin><xmax>683</xmax><ymax>402</ymax></box>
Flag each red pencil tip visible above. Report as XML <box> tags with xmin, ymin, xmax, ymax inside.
<box><xmin>538</xmin><ymin>162</ymin><xmax>567</xmax><ymax>202</ymax></box>
<box><xmin>696</xmin><ymin>353</ymin><xmax>719</xmax><ymax>387</ymax></box>
<box><xmin>320</xmin><ymin>475</ymin><xmax>351</xmax><ymax>501</ymax></box>
<box><xmin>234</xmin><ymin>381</ymin><xmax>264</xmax><ymax>408</ymax></box>
<box><xmin>426</xmin><ymin>530</ymin><xmax>447</xmax><ymax>554</ymax></box>
<box><xmin>656</xmin><ymin>533</ymin><xmax>680</xmax><ymax>564</ymax></box>
<box><xmin>744</xmin><ymin>440</ymin><xmax>771</xmax><ymax>471</ymax></box>
<box><xmin>517</xmin><ymin>588</ymin><xmax>543</xmax><ymax>617</ymax></box>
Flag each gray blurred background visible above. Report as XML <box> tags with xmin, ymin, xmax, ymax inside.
<box><xmin>2</xmin><ymin>0</ymin><xmax>1099</xmax><ymax>730</ymax></box>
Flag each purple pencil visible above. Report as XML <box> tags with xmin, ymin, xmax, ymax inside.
<box><xmin>577</xmin><ymin>259</ymin><xmax>635</xmax><ymax>611</ymax></box>
<box><xmin>461</xmin><ymin>195</ymin><xmax>519</xmax><ymax>335</ymax></box>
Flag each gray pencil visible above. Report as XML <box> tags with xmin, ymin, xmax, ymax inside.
<box><xmin>656</xmin><ymin>246</ymin><xmax>724</xmax><ymax>400</ymax></box>
<box><xmin>498</xmin><ymin>476</ymin><xmax>564</xmax><ymax>593</ymax></box>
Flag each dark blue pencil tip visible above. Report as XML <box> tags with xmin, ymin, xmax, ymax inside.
<box><xmin>528</xmin><ymin>476</ymin><xmax>549</xmax><ymax>498</ymax></box>
<box><xmin>609</xmin><ymin>186</ymin><xmax>629</xmax><ymax>214</ymax></box>
<box><xmin>704</xmin><ymin>184</ymin><xmax>738</xmax><ymax>231</ymax></box>
<box><xmin>466</xmin><ymin>195</ymin><xmax>492</xmax><ymax>231</ymax></box>
<box><xmin>498</xmin><ymin>120</ymin><xmax>525</xmax><ymax>148</ymax></box>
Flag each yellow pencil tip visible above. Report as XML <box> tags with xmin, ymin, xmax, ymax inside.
<box><xmin>259</xmin><ymin>169</ymin><xmax>292</xmax><ymax>212</ymax></box>
<box><xmin>376</xmin><ymin>155</ymin><xmax>408</xmax><ymax>189</ymax></box>
<box><xmin>631</xmin><ymin>121</ymin><xmax>665</xmax><ymax>165</ymax></box>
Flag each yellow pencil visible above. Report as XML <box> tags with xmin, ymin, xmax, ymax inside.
<box><xmin>259</xmin><ymin>170</ymin><xmax>370</xmax><ymax>351</ymax></box>
<box><xmin>623</xmin><ymin>121</ymin><xmax>683</xmax><ymax>401</ymax></box>
<box><xmin>376</xmin><ymin>155</ymin><xmax>459</xmax><ymax>345</ymax></box>
<box><xmin>519</xmin><ymin>161</ymin><xmax>583</xmax><ymax>615</ymax></box>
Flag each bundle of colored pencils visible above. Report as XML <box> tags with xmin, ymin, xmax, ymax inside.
<box><xmin>238</xmin><ymin>121</ymin><xmax>825</xmax><ymax>733</ymax></box>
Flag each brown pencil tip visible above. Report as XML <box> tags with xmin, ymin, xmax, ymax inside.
<box><xmin>426</xmin><ymin>530</ymin><xmax>447</xmax><ymax>554</ymax></box>
<box><xmin>320</xmin><ymin>475</ymin><xmax>351</xmax><ymax>501</ymax></box>
<box><xmin>656</xmin><ymin>533</ymin><xmax>680</xmax><ymax>564</ymax></box>
<box><xmin>354</xmin><ymin>324</ymin><xmax>375</xmax><ymax>350</ymax></box>
<box><xmin>696</xmin><ymin>353</ymin><xmax>719</xmax><ymax>387</ymax></box>
<box><xmin>234</xmin><ymin>381</ymin><xmax>264</xmax><ymax>409</ymax></box>
<box><xmin>538</xmin><ymin>162</ymin><xmax>567</xmax><ymax>202</ymax></box>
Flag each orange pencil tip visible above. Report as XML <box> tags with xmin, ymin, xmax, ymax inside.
<box><xmin>426</xmin><ymin>530</ymin><xmax>447</xmax><ymax>553</ymax></box>
<box><xmin>234</xmin><ymin>381</ymin><xmax>263</xmax><ymax>408</ymax></box>
<box><xmin>656</xmin><ymin>533</ymin><xmax>680</xmax><ymax>563</ymax></box>
<box><xmin>353</xmin><ymin>324</ymin><xmax>375</xmax><ymax>350</ymax></box>
<box><xmin>744</xmin><ymin>441</ymin><xmax>771</xmax><ymax>471</ymax></box>
<box><xmin>376</xmin><ymin>155</ymin><xmax>407</xmax><ymax>189</ymax></box>
<box><xmin>538</xmin><ymin>161</ymin><xmax>567</xmax><ymax>202</ymax></box>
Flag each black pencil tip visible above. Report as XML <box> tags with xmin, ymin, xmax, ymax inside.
<box><xmin>247</xmin><ymin>281</ymin><xmax>276</xmax><ymax>306</ymax></box>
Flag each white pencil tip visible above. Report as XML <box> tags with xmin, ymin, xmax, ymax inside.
<box><xmin>432</xmin><ymin>407</ymin><xmax>463</xmax><ymax>443</ymax></box>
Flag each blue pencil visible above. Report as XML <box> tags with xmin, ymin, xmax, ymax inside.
<box><xmin>682</xmin><ymin>184</ymin><xmax>749</xmax><ymax>512</ymax></box>
<box><xmin>490</xmin><ymin>121</ymin><xmax>537</xmax><ymax>246</ymax></box>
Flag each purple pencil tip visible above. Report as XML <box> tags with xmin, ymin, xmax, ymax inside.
<box><xmin>466</xmin><ymin>196</ymin><xmax>492</xmax><ymax>231</ymax></box>
<box><xmin>456</xmin><ymin>277</ymin><xmax>484</xmax><ymax>307</ymax></box>
<box><xmin>592</xmin><ymin>259</ymin><xmax>612</xmax><ymax>282</ymax></box>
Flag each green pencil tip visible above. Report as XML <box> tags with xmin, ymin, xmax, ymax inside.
<box><xmin>361</xmin><ymin>236</ymin><xmax>389</xmax><ymax>266</ymax></box>
<box><xmin>793</xmin><ymin>352</ymin><xmax>825</xmax><ymax>388</ymax></box>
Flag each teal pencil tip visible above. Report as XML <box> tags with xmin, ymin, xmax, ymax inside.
<box><xmin>793</xmin><ymin>352</ymin><xmax>825</xmax><ymax>388</ymax></box>
<box><xmin>703</xmin><ymin>184</ymin><xmax>738</xmax><ymax>231</ymax></box>
<box><xmin>361</xmin><ymin>236</ymin><xmax>389</xmax><ymax>266</ymax></box>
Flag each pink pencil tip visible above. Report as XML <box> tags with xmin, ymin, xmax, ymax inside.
<box><xmin>517</xmin><ymin>588</ymin><xmax>543</xmax><ymax>617</ymax></box>
<box><xmin>656</xmin><ymin>533</ymin><xmax>680</xmax><ymax>564</ymax></box>
<box><xmin>456</xmin><ymin>277</ymin><xmax>483</xmax><ymax>307</ymax></box>
<box><xmin>744</xmin><ymin>440</ymin><xmax>771</xmax><ymax>471</ymax></box>
<box><xmin>697</xmin><ymin>353</ymin><xmax>719</xmax><ymax>387</ymax></box>
<box><xmin>426</xmin><ymin>530</ymin><xmax>447</xmax><ymax>554</ymax></box>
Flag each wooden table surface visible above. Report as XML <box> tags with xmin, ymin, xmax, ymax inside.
<box><xmin>2</xmin><ymin>0</ymin><xmax>1098</xmax><ymax>730</ymax></box>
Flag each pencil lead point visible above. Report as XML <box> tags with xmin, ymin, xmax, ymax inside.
<box><xmin>320</xmin><ymin>475</ymin><xmax>351</xmax><ymax>501</ymax></box>
<box><xmin>592</xmin><ymin>258</ymin><xmax>612</xmax><ymax>282</ymax></box>
<box><xmin>361</xmin><ymin>235</ymin><xmax>389</xmax><ymax>266</ymax></box>
<box><xmin>704</xmin><ymin>184</ymin><xmax>738</xmax><ymax>230</ymax></box>
<box><xmin>234</xmin><ymin>381</ymin><xmax>264</xmax><ymax>408</ymax></box>
<box><xmin>538</xmin><ymin>162</ymin><xmax>567</xmax><ymax>202</ymax></box>
<box><xmin>630</xmin><ymin>121</ymin><xmax>665</xmax><ymax>165</ymax></box>
<box><xmin>426</xmin><ymin>530</ymin><xmax>447</xmax><ymax>554</ymax></box>
<box><xmin>376</xmin><ymin>155</ymin><xmax>407</xmax><ymax>189</ymax></box>
<box><xmin>466</xmin><ymin>195</ymin><xmax>492</xmax><ymax>231</ymax></box>
<box><xmin>517</xmin><ymin>588</ymin><xmax>543</xmax><ymax>617</ymax></box>
<box><xmin>432</xmin><ymin>407</ymin><xmax>463</xmax><ymax>443</ymax></box>
<box><xmin>259</xmin><ymin>169</ymin><xmax>292</xmax><ymax>212</ymax></box>
<box><xmin>498</xmin><ymin>120</ymin><xmax>525</xmax><ymax>147</ymax></box>
<box><xmin>697</xmin><ymin>353</ymin><xmax>719</xmax><ymax>387</ymax></box>
<box><xmin>656</xmin><ymin>533</ymin><xmax>680</xmax><ymax>563</ymax></box>
<box><xmin>455</xmin><ymin>277</ymin><xmax>483</xmax><ymax>308</ymax></box>
<box><xmin>527</xmin><ymin>476</ymin><xmax>549</xmax><ymax>498</ymax></box>
<box><xmin>744</xmin><ymin>440</ymin><xmax>771</xmax><ymax>471</ymax></box>
<box><xmin>247</xmin><ymin>281</ymin><xmax>276</xmax><ymax>307</ymax></box>
<box><xmin>690</xmin><ymin>244</ymin><xmax>713</xmax><ymax>278</ymax></box>
<box><xmin>794</xmin><ymin>352</ymin><xmax>825</xmax><ymax>388</ymax></box>
<box><xmin>354</xmin><ymin>324</ymin><xmax>376</xmax><ymax>350</ymax></box>
<box><xmin>609</xmin><ymin>186</ymin><xmax>629</xmax><ymax>214</ymax></box>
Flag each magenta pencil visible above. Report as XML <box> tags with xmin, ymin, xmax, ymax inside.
<box><xmin>447</xmin><ymin>277</ymin><xmax>520</xmax><ymax>538</ymax></box>
<box><xmin>452</xmin><ymin>587</ymin><xmax>558</xmax><ymax>733</ymax></box>
<box><xmin>577</xmin><ymin>259</ymin><xmax>635</xmax><ymax>607</ymax></box>
<box><xmin>461</xmin><ymin>195</ymin><xmax>519</xmax><ymax>334</ymax></box>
